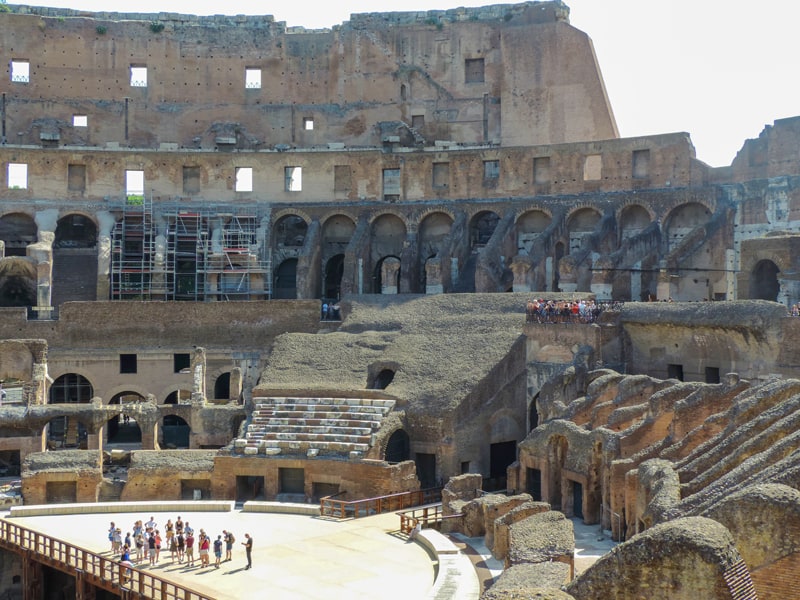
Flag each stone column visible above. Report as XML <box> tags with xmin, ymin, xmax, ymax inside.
<box><xmin>191</xmin><ymin>347</ymin><xmax>207</xmax><ymax>403</ymax></box>
<box><xmin>229</xmin><ymin>367</ymin><xmax>243</xmax><ymax>404</ymax></box>
<box><xmin>425</xmin><ymin>258</ymin><xmax>443</xmax><ymax>294</ymax></box>
<box><xmin>95</xmin><ymin>211</ymin><xmax>115</xmax><ymax>301</ymax></box>
<box><xmin>510</xmin><ymin>258</ymin><xmax>532</xmax><ymax>293</ymax></box>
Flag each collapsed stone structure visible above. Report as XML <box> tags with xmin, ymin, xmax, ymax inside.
<box><xmin>0</xmin><ymin>1</ymin><xmax>799</xmax><ymax>598</ymax></box>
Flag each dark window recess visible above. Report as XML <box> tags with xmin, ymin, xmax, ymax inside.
<box><xmin>334</xmin><ymin>165</ymin><xmax>351</xmax><ymax>193</ymax></box>
<box><xmin>632</xmin><ymin>149</ymin><xmax>650</xmax><ymax>179</ymax></box>
<box><xmin>371</xmin><ymin>369</ymin><xmax>395</xmax><ymax>390</ymax></box>
<box><xmin>67</xmin><ymin>164</ymin><xmax>86</xmax><ymax>192</ymax></box>
<box><xmin>432</xmin><ymin>163</ymin><xmax>450</xmax><ymax>189</ymax></box>
<box><xmin>705</xmin><ymin>367</ymin><xmax>720</xmax><ymax>384</ymax></box>
<box><xmin>465</xmin><ymin>58</ymin><xmax>485</xmax><ymax>83</ymax></box>
<box><xmin>183</xmin><ymin>166</ymin><xmax>201</xmax><ymax>195</ymax></box>
<box><xmin>174</xmin><ymin>353</ymin><xmax>191</xmax><ymax>373</ymax></box>
<box><xmin>120</xmin><ymin>354</ymin><xmax>137</xmax><ymax>374</ymax></box>
<box><xmin>533</xmin><ymin>156</ymin><xmax>550</xmax><ymax>184</ymax></box>
<box><xmin>667</xmin><ymin>364</ymin><xmax>684</xmax><ymax>381</ymax></box>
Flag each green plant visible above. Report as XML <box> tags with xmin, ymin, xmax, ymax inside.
<box><xmin>149</xmin><ymin>21</ymin><xmax>164</xmax><ymax>33</ymax></box>
<box><xmin>126</xmin><ymin>194</ymin><xmax>144</xmax><ymax>205</ymax></box>
<box><xmin>96</xmin><ymin>25</ymin><xmax>107</xmax><ymax>35</ymax></box>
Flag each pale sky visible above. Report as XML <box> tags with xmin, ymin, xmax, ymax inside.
<box><xmin>20</xmin><ymin>0</ymin><xmax>800</xmax><ymax>167</ymax></box>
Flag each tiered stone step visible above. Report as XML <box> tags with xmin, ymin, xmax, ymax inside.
<box><xmin>239</xmin><ymin>397</ymin><xmax>395</xmax><ymax>458</ymax></box>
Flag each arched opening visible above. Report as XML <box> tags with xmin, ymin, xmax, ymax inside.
<box><xmin>0</xmin><ymin>213</ymin><xmax>37</xmax><ymax>257</ymax></box>
<box><xmin>400</xmin><ymin>83</ymin><xmax>407</xmax><ymax>101</ymax></box>
<box><xmin>418</xmin><ymin>212</ymin><xmax>453</xmax><ymax>293</ymax></box>
<box><xmin>107</xmin><ymin>392</ymin><xmax>145</xmax><ymax>447</ymax></box>
<box><xmin>529</xmin><ymin>394</ymin><xmax>539</xmax><ymax>431</ymax></box>
<box><xmin>470</xmin><ymin>211</ymin><xmax>499</xmax><ymax>247</ymax></box>
<box><xmin>324</xmin><ymin>254</ymin><xmax>345</xmax><ymax>301</ymax></box>
<box><xmin>46</xmin><ymin>375</ymin><xmax>91</xmax><ymax>449</ymax></box>
<box><xmin>0</xmin><ymin>258</ymin><xmax>37</xmax><ymax>307</ymax></box>
<box><xmin>165</xmin><ymin>390</ymin><xmax>191</xmax><ymax>404</ymax></box>
<box><xmin>516</xmin><ymin>210</ymin><xmax>551</xmax><ymax>255</ymax></box>
<box><xmin>53</xmin><ymin>214</ymin><xmax>99</xmax><ymax>306</ymax></box>
<box><xmin>273</xmin><ymin>215</ymin><xmax>308</xmax><ymax>248</ymax></box>
<box><xmin>373</xmin><ymin>256</ymin><xmax>401</xmax><ymax>294</ymax></box>
<box><xmin>619</xmin><ymin>204</ymin><xmax>651</xmax><ymax>241</ymax></box>
<box><xmin>385</xmin><ymin>429</ymin><xmax>410</xmax><ymax>463</ymax></box>
<box><xmin>273</xmin><ymin>258</ymin><xmax>298</xmax><ymax>299</ymax></box>
<box><xmin>49</xmin><ymin>373</ymin><xmax>93</xmax><ymax>404</ymax></box>
<box><xmin>750</xmin><ymin>260</ymin><xmax>780</xmax><ymax>301</ymax></box>
<box><xmin>566</xmin><ymin>207</ymin><xmax>602</xmax><ymax>254</ymax></box>
<box><xmin>160</xmin><ymin>415</ymin><xmax>190</xmax><ymax>449</ymax></box>
<box><xmin>370</xmin><ymin>369</ymin><xmax>395</xmax><ymax>390</ymax></box>
<box><xmin>214</xmin><ymin>372</ymin><xmax>231</xmax><ymax>401</ymax></box>
<box><xmin>665</xmin><ymin>202</ymin><xmax>711</xmax><ymax>252</ymax></box>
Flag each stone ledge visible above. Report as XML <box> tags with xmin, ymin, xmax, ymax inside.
<box><xmin>415</xmin><ymin>529</ymin><xmax>480</xmax><ymax>600</ymax></box>
<box><xmin>8</xmin><ymin>500</ymin><xmax>236</xmax><ymax>517</ymax></box>
<box><xmin>242</xmin><ymin>501</ymin><xmax>320</xmax><ymax>516</ymax></box>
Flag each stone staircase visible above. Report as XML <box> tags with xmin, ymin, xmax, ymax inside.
<box><xmin>237</xmin><ymin>397</ymin><xmax>395</xmax><ymax>458</ymax></box>
<box><xmin>722</xmin><ymin>558</ymin><xmax>758</xmax><ymax>600</ymax></box>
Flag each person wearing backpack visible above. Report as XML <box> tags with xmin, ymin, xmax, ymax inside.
<box><xmin>223</xmin><ymin>530</ymin><xmax>235</xmax><ymax>562</ymax></box>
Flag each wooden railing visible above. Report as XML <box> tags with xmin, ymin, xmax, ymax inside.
<box><xmin>398</xmin><ymin>504</ymin><xmax>465</xmax><ymax>534</ymax></box>
<box><xmin>320</xmin><ymin>487</ymin><xmax>442</xmax><ymax>520</ymax></box>
<box><xmin>0</xmin><ymin>520</ymin><xmax>213</xmax><ymax>600</ymax></box>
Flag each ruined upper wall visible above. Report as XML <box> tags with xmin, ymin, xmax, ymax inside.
<box><xmin>0</xmin><ymin>1</ymin><xmax>617</xmax><ymax>150</ymax></box>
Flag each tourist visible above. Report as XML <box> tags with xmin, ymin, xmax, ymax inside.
<box><xmin>154</xmin><ymin>530</ymin><xmax>162</xmax><ymax>563</ymax></box>
<box><xmin>213</xmin><ymin>535</ymin><xmax>223</xmax><ymax>568</ymax></box>
<box><xmin>185</xmin><ymin>530</ymin><xmax>195</xmax><ymax>566</ymax></box>
<box><xmin>176</xmin><ymin>532</ymin><xmax>185</xmax><ymax>563</ymax></box>
<box><xmin>135</xmin><ymin>533</ymin><xmax>144</xmax><ymax>563</ymax></box>
<box><xmin>223</xmin><ymin>530</ymin><xmax>235</xmax><ymax>561</ymax></box>
<box><xmin>199</xmin><ymin>533</ymin><xmax>210</xmax><ymax>567</ymax></box>
<box><xmin>112</xmin><ymin>528</ymin><xmax>123</xmax><ymax>554</ymax></box>
<box><xmin>165</xmin><ymin>519</ymin><xmax>174</xmax><ymax>545</ymax></box>
<box><xmin>108</xmin><ymin>522</ymin><xmax>116</xmax><ymax>552</ymax></box>
<box><xmin>175</xmin><ymin>515</ymin><xmax>184</xmax><ymax>535</ymax></box>
<box><xmin>145</xmin><ymin>516</ymin><xmax>157</xmax><ymax>533</ymax></box>
<box><xmin>148</xmin><ymin>532</ymin><xmax>157</xmax><ymax>566</ymax></box>
<box><xmin>170</xmin><ymin>532</ymin><xmax>179</xmax><ymax>562</ymax></box>
<box><xmin>242</xmin><ymin>533</ymin><xmax>252</xmax><ymax>570</ymax></box>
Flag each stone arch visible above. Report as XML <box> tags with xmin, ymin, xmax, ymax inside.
<box><xmin>469</xmin><ymin>210</ymin><xmax>499</xmax><ymax>247</ymax></box>
<box><xmin>273</xmin><ymin>258</ymin><xmax>298</xmax><ymax>299</ymax></box>
<box><xmin>370</xmin><ymin>214</ymin><xmax>406</xmax><ymax>293</ymax></box>
<box><xmin>618</xmin><ymin>203</ymin><xmax>653</xmax><ymax>241</ymax></box>
<box><xmin>273</xmin><ymin>214</ymin><xmax>308</xmax><ymax>249</ymax></box>
<box><xmin>750</xmin><ymin>259</ymin><xmax>780</xmax><ymax>301</ymax></box>
<box><xmin>566</xmin><ymin>207</ymin><xmax>602</xmax><ymax>254</ymax></box>
<box><xmin>49</xmin><ymin>373</ymin><xmax>94</xmax><ymax>404</ymax></box>
<box><xmin>418</xmin><ymin>212</ymin><xmax>453</xmax><ymax>255</ymax></box>
<box><xmin>515</xmin><ymin>209</ymin><xmax>552</xmax><ymax>255</ymax></box>
<box><xmin>164</xmin><ymin>389</ymin><xmax>191</xmax><ymax>404</ymax></box>
<box><xmin>103</xmin><ymin>384</ymin><xmax>151</xmax><ymax>404</ymax></box>
<box><xmin>0</xmin><ymin>212</ymin><xmax>37</xmax><ymax>256</ymax></box>
<box><xmin>368</xmin><ymin>210</ymin><xmax>409</xmax><ymax>230</ymax></box>
<box><xmin>373</xmin><ymin>255</ymin><xmax>401</xmax><ymax>294</ymax></box>
<box><xmin>53</xmin><ymin>212</ymin><xmax>99</xmax><ymax>306</ymax></box>
<box><xmin>663</xmin><ymin>202</ymin><xmax>712</xmax><ymax>252</ymax></box>
<box><xmin>213</xmin><ymin>372</ymin><xmax>231</xmax><ymax>401</ymax></box>
<box><xmin>0</xmin><ymin>258</ymin><xmax>37</xmax><ymax>307</ymax></box>
<box><xmin>383</xmin><ymin>428</ymin><xmax>410</xmax><ymax>463</ymax></box>
<box><xmin>45</xmin><ymin>415</ymin><xmax>88</xmax><ymax>450</ymax></box>
<box><xmin>160</xmin><ymin>413</ymin><xmax>190</xmax><ymax>449</ymax></box>
<box><xmin>107</xmin><ymin>391</ymin><xmax>146</xmax><ymax>446</ymax></box>
<box><xmin>322</xmin><ymin>214</ymin><xmax>355</xmax><ymax>252</ymax></box>
<box><xmin>323</xmin><ymin>254</ymin><xmax>345</xmax><ymax>301</ymax></box>
<box><xmin>0</xmin><ymin>340</ymin><xmax>36</xmax><ymax>385</ymax></box>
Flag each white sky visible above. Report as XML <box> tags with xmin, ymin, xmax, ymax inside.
<box><xmin>25</xmin><ymin>0</ymin><xmax>800</xmax><ymax>167</ymax></box>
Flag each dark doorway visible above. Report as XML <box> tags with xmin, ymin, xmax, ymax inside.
<box><xmin>667</xmin><ymin>364</ymin><xmax>684</xmax><ymax>381</ymax></box>
<box><xmin>107</xmin><ymin>392</ymin><xmax>144</xmax><ymax>446</ymax></box>
<box><xmin>750</xmin><ymin>259</ymin><xmax>780</xmax><ymax>301</ymax></box>
<box><xmin>370</xmin><ymin>369</ymin><xmax>395</xmax><ymax>390</ymax></box>
<box><xmin>488</xmin><ymin>440</ymin><xmax>517</xmax><ymax>491</ymax></box>
<box><xmin>236</xmin><ymin>475</ymin><xmax>264</xmax><ymax>501</ymax></box>
<box><xmin>385</xmin><ymin>429</ymin><xmax>410</xmax><ymax>463</ymax></box>
<box><xmin>324</xmin><ymin>254</ymin><xmax>345</xmax><ymax>300</ymax></box>
<box><xmin>415</xmin><ymin>453</ymin><xmax>436</xmax><ymax>489</ymax></box>
<box><xmin>279</xmin><ymin>467</ymin><xmax>305</xmax><ymax>495</ymax></box>
<box><xmin>572</xmin><ymin>481</ymin><xmax>584</xmax><ymax>519</ymax></box>
<box><xmin>273</xmin><ymin>259</ymin><xmax>298</xmax><ymax>299</ymax></box>
<box><xmin>161</xmin><ymin>415</ymin><xmax>190</xmax><ymax>448</ymax></box>
<box><xmin>705</xmin><ymin>367</ymin><xmax>720</xmax><ymax>384</ymax></box>
<box><xmin>312</xmin><ymin>482</ymin><xmax>340</xmax><ymax>502</ymax></box>
<box><xmin>214</xmin><ymin>372</ymin><xmax>231</xmax><ymax>400</ymax></box>
<box><xmin>526</xmin><ymin>467</ymin><xmax>542</xmax><ymax>501</ymax></box>
<box><xmin>529</xmin><ymin>396</ymin><xmax>539</xmax><ymax>431</ymax></box>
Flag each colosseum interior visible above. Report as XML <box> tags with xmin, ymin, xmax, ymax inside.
<box><xmin>0</xmin><ymin>0</ymin><xmax>799</xmax><ymax>598</ymax></box>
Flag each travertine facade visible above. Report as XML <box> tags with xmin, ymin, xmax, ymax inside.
<box><xmin>0</xmin><ymin>1</ymin><xmax>799</xmax><ymax>598</ymax></box>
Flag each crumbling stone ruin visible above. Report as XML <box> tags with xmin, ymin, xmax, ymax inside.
<box><xmin>0</xmin><ymin>0</ymin><xmax>800</xmax><ymax>598</ymax></box>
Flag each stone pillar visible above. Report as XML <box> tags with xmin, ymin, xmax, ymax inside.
<box><xmin>229</xmin><ymin>367</ymin><xmax>243</xmax><ymax>403</ymax></box>
<box><xmin>22</xmin><ymin>553</ymin><xmax>42</xmax><ymax>600</ymax></box>
<box><xmin>28</xmin><ymin>229</ymin><xmax>54</xmax><ymax>320</ymax></box>
<box><xmin>95</xmin><ymin>211</ymin><xmax>115</xmax><ymax>301</ymax></box>
<box><xmin>656</xmin><ymin>264</ymin><xmax>673</xmax><ymax>301</ymax></box>
<box><xmin>191</xmin><ymin>347</ymin><xmax>207</xmax><ymax>403</ymax></box>
<box><xmin>381</xmin><ymin>257</ymin><xmax>400</xmax><ymax>294</ymax></box>
<box><xmin>510</xmin><ymin>259</ymin><xmax>532</xmax><ymax>293</ymax></box>
<box><xmin>424</xmin><ymin>258</ymin><xmax>443</xmax><ymax>294</ymax></box>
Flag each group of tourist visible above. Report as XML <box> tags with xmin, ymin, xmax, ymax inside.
<box><xmin>525</xmin><ymin>298</ymin><xmax>622</xmax><ymax>324</ymax></box>
<box><xmin>108</xmin><ymin>516</ymin><xmax>253</xmax><ymax>571</ymax></box>
<box><xmin>321</xmin><ymin>300</ymin><xmax>341</xmax><ymax>321</ymax></box>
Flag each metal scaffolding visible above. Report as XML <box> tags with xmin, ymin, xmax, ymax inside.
<box><xmin>110</xmin><ymin>194</ymin><xmax>156</xmax><ymax>300</ymax></box>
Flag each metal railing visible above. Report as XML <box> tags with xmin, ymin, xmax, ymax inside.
<box><xmin>320</xmin><ymin>487</ymin><xmax>442</xmax><ymax>520</ymax></box>
<box><xmin>0</xmin><ymin>520</ymin><xmax>213</xmax><ymax>600</ymax></box>
<box><xmin>397</xmin><ymin>503</ymin><xmax>465</xmax><ymax>535</ymax></box>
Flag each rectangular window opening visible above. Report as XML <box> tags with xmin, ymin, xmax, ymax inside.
<box><xmin>183</xmin><ymin>166</ymin><xmax>201</xmax><ymax>195</ymax></box>
<box><xmin>667</xmin><ymin>364</ymin><xmax>684</xmax><ymax>382</ymax></box>
<box><xmin>68</xmin><ymin>164</ymin><xmax>86</xmax><ymax>192</ymax></box>
<box><xmin>533</xmin><ymin>156</ymin><xmax>550</xmax><ymax>184</ymax></box>
<box><xmin>7</xmin><ymin>163</ymin><xmax>28</xmax><ymax>189</ymax></box>
<box><xmin>632</xmin><ymin>149</ymin><xmax>650</xmax><ymax>179</ymax></box>
<box><xmin>173</xmin><ymin>353</ymin><xmax>191</xmax><ymax>374</ymax></box>
<box><xmin>235</xmin><ymin>167</ymin><xmax>253</xmax><ymax>192</ymax></box>
<box><xmin>245</xmin><ymin>68</ymin><xmax>262</xmax><ymax>89</ymax></box>
<box><xmin>120</xmin><ymin>354</ymin><xmax>138</xmax><ymax>374</ymax></box>
<box><xmin>73</xmin><ymin>115</ymin><xmax>88</xmax><ymax>128</ymax></box>
<box><xmin>465</xmin><ymin>58</ymin><xmax>485</xmax><ymax>83</ymax></box>
<box><xmin>130</xmin><ymin>65</ymin><xmax>147</xmax><ymax>88</ymax></box>
<box><xmin>705</xmin><ymin>367</ymin><xmax>720</xmax><ymax>384</ymax></box>
<box><xmin>483</xmin><ymin>160</ymin><xmax>499</xmax><ymax>184</ymax></box>
<box><xmin>432</xmin><ymin>162</ymin><xmax>450</xmax><ymax>189</ymax></box>
<box><xmin>125</xmin><ymin>170</ymin><xmax>144</xmax><ymax>198</ymax></box>
<box><xmin>285</xmin><ymin>166</ymin><xmax>302</xmax><ymax>192</ymax></box>
<box><xmin>11</xmin><ymin>60</ymin><xmax>30</xmax><ymax>83</ymax></box>
<box><xmin>583</xmin><ymin>154</ymin><xmax>602</xmax><ymax>181</ymax></box>
<box><xmin>411</xmin><ymin>115</ymin><xmax>425</xmax><ymax>130</ymax></box>
<box><xmin>383</xmin><ymin>168</ymin><xmax>400</xmax><ymax>201</ymax></box>
<box><xmin>303</xmin><ymin>117</ymin><xmax>314</xmax><ymax>131</ymax></box>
